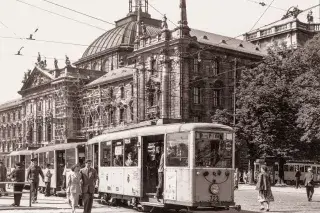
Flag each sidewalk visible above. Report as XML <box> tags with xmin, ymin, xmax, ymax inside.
<box><xmin>239</xmin><ymin>184</ymin><xmax>320</xmax><ymax>195</ymax></box>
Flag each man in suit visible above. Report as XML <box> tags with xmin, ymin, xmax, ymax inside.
<box><xmin>26</xmin><ymin>158</ymin><xmax>44</xmax><ymax>203</ymax></box>
<box><xmin>80</xmin><ymin>159</ymin><xmax>97</xmax><ymax>213</ymax></box>
<box><xmin>9</xmin><ymin>162</ymin><xmax>25</xmax><ymax>206</ymax></box>
<box><xmin>304</xmin><ymin>167</ymin><xmax>315</xmax><ymax>201</ymax></box>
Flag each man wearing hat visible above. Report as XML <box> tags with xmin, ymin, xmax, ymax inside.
<box><xmin>304</xmin><ymin>167</ymin><xmax>315</xmax><ymax>201</ymax></box>
<box><xmin>80</xmin><ymin>159</ymin><xmax>97</xmax><ymax>213</ymax></box>
<box><xmin>9</xmin><ymin>162</ymin><xmax>25</xmax><ymax>206</ymax></box>
<box><xmin>26</xmin><ymin>158</ymin><xmax>44</xmax><ymax>203</ymax></box>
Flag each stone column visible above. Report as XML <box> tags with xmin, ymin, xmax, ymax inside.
<box><xmin>137</xmin><ymin>56</ymin><xmax>145</xmax><ymax>121</ymax></box>
<box><xmin>160</xmin><ymin>49</ymin><xmax>169</xmax><ymax>119</ymax></box>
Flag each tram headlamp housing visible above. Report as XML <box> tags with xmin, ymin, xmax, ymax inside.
<box><xmin>209</xmin><ymin>183</ymin><xmax>219</xmax><ymax>195</ymax></box>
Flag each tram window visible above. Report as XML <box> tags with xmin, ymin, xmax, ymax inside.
<box><xmin>124</xmin><ymin>137</ymin><xmax>138</xmax><ymax>167</ymax></box>
<box><xmin>100</xmin><ymin>141</ymin><xmax>112</xmax><ymax>167</ymax></box>
<box><xmin>274</xmin><ymin>164</ymin><xmax>279</xmax><ymax>172</ymax></box>
<box><xmin>39</xmin><ymin>153</ymin><xmax>45</xmax><ymax>169</ymax></box>
<box><xmin>289</xmin><ymin>165</ymin><xmax>294</xmax><ymax>172</ymax></box>
<box><xmin>317</xmin><ymin>167</ymin><xmax>320</xmax><ymax>174</ymax></box>
<box><xmin>25</xmin><ymin>155</ymin><xmax>31</xmax><ymax>169</ymax></box>
<box><xmin>112</xmin><ymin>140</ymin><xmax>124</xmax><ymax>167</ymax></box>
<box><xmin>195</xmin><ymin>132</ymin><xmax>231</xmax><ymax>168</ymax></box>
<box><xmin>166</xmin><ymin>132</ymin><xmax>189</xmax><ymax>167</ymax></box>
<box><xmin>284</xmin><ymin>165</ymin><xmax>288</xmax><ymax>172</ymax></box>
<box><xmin>48</xmin><ymin>151</ymin><xmax>54</xmax><ymax>166</ymax></box>
<box><xmin>300</xmin><ymin>166</ymin><xmax>305</xmax><ymax>172</ymax></box>
<box><xmin>305</xmin><ymin>166</ymin><xmax>310</xmax><ymax>172</ymax></box>
<box><xmin>66</xmin><ymin>149</ymin><xmax>76</xmax><ymax>169</ymax></box>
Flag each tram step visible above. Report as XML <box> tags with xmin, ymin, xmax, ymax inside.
<box><xmin>140</xmin><ymin>201</ymin><xmax>165</xmax><ymax>208</ymax></box>
<box><xmin>148</xmin><ymin>197</ymin><xmax>164</xmax><ymax>204</ymax></box>
<box><xmin>145</xmin><ymin>193</ymin><xmax>156</xmax><ymax>197</ymax></box>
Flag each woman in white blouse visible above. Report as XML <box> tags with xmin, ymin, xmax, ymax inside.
<box><xmin>66</xmin><ymin>164</ymin><xmax>82</xmax><ymax>213</ymax></box>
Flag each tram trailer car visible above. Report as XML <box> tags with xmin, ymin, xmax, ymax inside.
<box><xmin>34</xmin><ymin>142</ymin><xmax>86</xmax><ymax>194</ymax></box>
<box><xmin>8</xmin><ymin>149</ymin><xmax>34</xmax><ymax>183</ymax></box>
<box><xmin>88</xmin><ymin>123</ymin><xmax>240</xmax><ymax>211</ymax></box>
<box><xmin>254</xmin><ymin>161</ymin><xmax>320</xmax><ymax>185</ymax></box>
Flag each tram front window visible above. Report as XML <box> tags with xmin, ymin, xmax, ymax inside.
<box><xmin>124</xmin><ymin>137</ymin><xmax>138</xmax><ymax>167</ymax></box>
<box><xmin>100</xmin><ymin>141</ymin><xmax>112</xmax><ymax>167</ymax></box>
<box><xmin>112</xmin><ymin>140</ymin><xmax>123</xmax><ymax>167</ymax></box>
<box><xmin>166</xmin><ymin>132</ymin><xmax>189</xmax><ymax>167</ymax></box>
<box><xmin>195</xmin><ymin>132</ymin><xmax>232</xmax><ymax>168</ymax></box>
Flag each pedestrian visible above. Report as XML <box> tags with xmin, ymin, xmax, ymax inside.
<box><xmin>9</xmin><ymin>162</ymin><xmax>25</xmax><ymax>207</ymax></box>
<box><xmin>256</xmin><ymin>165</ymin><xmax>274</xmax><ymax>212</ymax></box>
<box><xmin>26</xmin><ymin>158</ymin><xmax>45</xmax><ymax>203</ymax></box>
<box><xmin>234</xmin><ymin>168</ymin><xmax>239</xmax><ymax>190</ymax></box>
<box><xmin>155</xmin><ymin>151</ymin><xmax>164</xmax><ymax>202</ymax></box>
<box><xmin>67</xmin><ymin>164</ymin><xmax>82</xmax><ymax>213</ymax></box>
<box><xmin>304</xmin><ymin>167</ymin><xmax>315</xmax><ymax>202</ymax></box>
<box><xmin>80</xmin><ymin>159</ymin><xmax>97</xmax><ymax>213</ymax></box>
<box><xmin>0</xmin><ymin>161</ymin><xmax>7</xmax><ymax>196</ymax></box>
<box><xmin>295</xmin><ymin>168</ymin><xmax>301</xmax><ymax>189</ymax></box>
<box><xmin>43</xmin><ymin>163</ymin><xmax>52</xmax><ymax>197</ymax></box>
<box><xmin>243</xmin><ymin>171</ymin><xmax>248</xmax><ymax>184</ymax></box>
<box><xmin>62</xmin><ymin>164</ymin><xmax>67</xmax><ymax>190</ymax></box>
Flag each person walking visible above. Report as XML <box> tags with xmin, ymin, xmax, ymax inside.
<box><xmin>43</xmin><ymin>164</ymin><xmax>52</xmax><ymax>197</ymax></box>
<box><xmin>155</xmin><ymin>151</ymin><xmax>164</xmax><ymax>202</ymax></box>
<box><xmin>256</xmin><ymin>165</ymin><xmax>274</xmax><ymax>212</ymax></box>
<box><xmin>26</xmin><ymin>158</ymin><xmax>44</xmax><ymax>203</ymax></box>
<box><xmin>67</xmin><ymin>164</ymin><xmax>82</xmax><ymax>213</ymax></box>
<box><xmin>234</xmin><ymin>168</ymin><xmax>239</xmax><ymax>190</ymax></box>
<box><xmin>9</xmin><ymin>162</ymin><xmax>25</xmax><ymax>207</ymax></box>
<box><xmin>295</xmin><ymin>168</ymin><xmax>301</xmax><ymax>189</ymax></box>
<box><xmin>243</xmin><ymin>171</ymin><xmax>248</xmax><ymax>184</ymax></box>
<box><xmin>80</xmin><ymin>160</ymin><xmax>97</xmax><ymax>213</ymax></box>
<box><xmin>0</xmin><ymin>161</ymin><xmax>7</xmax><ymax>196</ymax></box>
<box><xmin>304</xmin><ymin>167</ymin><xmax>315</xmax><ymax>201</ymax></box>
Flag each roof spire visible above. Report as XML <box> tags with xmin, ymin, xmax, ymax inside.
<box><xmin>178</xmin><ymin>0</ymin><xmax>188</xmax><ymax>27</ymax></box>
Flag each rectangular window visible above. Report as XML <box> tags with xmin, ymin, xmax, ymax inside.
<box><xmin>25</xmin><ymin>155</ymin><xmax>31</xmax><ymax>169</ymax></box>
<box><xmin>212</xmin><ymin>60</ymin><xmax>219</xmax><ymax>76</ymax></box>
<box><xmin>300</xmin><ymin>165</ymin><xmax>305</xmax><ymax>172</ymax></box>
<box><xmin>124</xmin><ymin>137</ymin><xmax>138</xmax><ymax>167</ymax></box>
<box><xmin>289</xmin><ymin>165</ymin><xmax>294</xmax><ymax>172</ymax></box>
<box><xmin>112</xmin><ymin>140</ymin><xmax>123</xmax><ymax>167</ymax></box>
<box><xmin>213</xmin><ymin>90</ymin><xmax>221</xmax><ymax>107</ymax></box>
<box><xmin>284</xmin><ymin>165</ymin><xmax>289</xmax><ymax>172</ymax></box>
<box><xmin>193</xmin><ymin>116</ymin><xmax>200</xmax><ymax>122</ymax></box>
<box><xmin>193</xmin><ymin>59</ymin><xmax>198</xmax><ymax>73</ymax></box>
<box><xmin>166</xmin><ymin>132</ymin><xmax>189</xmax><ymax>167</ymax></box>
<box><xmin>130</xmin><ymin>106</ymin><xmax>134</xmax><ymax>121</ymax></box>
<box><xmin>66</xmin><ymin>149</ymin><xmax>76</xmax><ymax>169</ymax></box>
<box><xmin>120</xmin><ymin>108</ymin><xmax>125</xmax><ymax>122</ymax></box>
<box><xmin>100</xmin><ymin>141</ymin><xmax>112</xmax><ymax>167</ymax></box>
<box><xmin>39</xmin><ymin>153</ymin><xmax>45</xmax><ymax>169</ymax></box>
<box><xmin>18</xmin><ymin>111</ymin><xmax>21</xmax><ymax>119</ymax></box>
<box><xmin>193</xmin><ymin>87</ymin><xmax>201</xmax><ymax>104</ymax></box>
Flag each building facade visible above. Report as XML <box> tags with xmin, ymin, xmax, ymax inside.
<box><xmin>0</xmin><ymin>0</ymin><xmax>264</xmax><ymax>152</ymax></box>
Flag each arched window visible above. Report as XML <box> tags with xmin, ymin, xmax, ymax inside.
<box><xmin>92</xmin><ymin>62</ymin><xmax>98</xmax><ymax>70</ymax></box>
<box><xmin>47</xmin><ymin>123</ymin><xmax>52</xmax><ymax>142</ymax></box>
<box><xmin>38</xmin><ymin>125</ymin><xmax>42</xmax><ymax>143</ymax></box>
<box><xmin>120</xmin><ymin>87</ymin><xmax>125</xmax><ymax>99</ymax></box>
<box><xmin>38</xmin><ymin>101</ymin><xmax>42</xmax><ymax>111</ymax></box>
<box><xmin>101</xmin><ymin>59</ymin><xmax>109</xmax><ymax>72</ymax></box>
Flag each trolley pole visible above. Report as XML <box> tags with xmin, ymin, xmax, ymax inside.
<box><xmin>232</xmin><ymin>58</ymin><xmax>237</xmax><ymax>170</ymax></box>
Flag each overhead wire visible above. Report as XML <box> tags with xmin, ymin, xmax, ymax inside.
<box><xmin>246</xmin><ymin>0</ymin><xmax>286</xmax><ymax>11</ymax></box>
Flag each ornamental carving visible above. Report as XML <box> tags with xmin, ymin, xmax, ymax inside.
<box><xmin>30</xmin><ymin>73</ymin><xmax>50</xmax><ymax>88</ymax></box>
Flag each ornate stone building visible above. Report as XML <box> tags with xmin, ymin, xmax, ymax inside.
<box><xmin>244</xmin><ymin>6</ymin><xmax>320</xmax><ymax>50</ymax></box>
<box><xmin>0</xmin><ymin>0</ymin><xmax>264</xmax><ymax>152</ymax></box>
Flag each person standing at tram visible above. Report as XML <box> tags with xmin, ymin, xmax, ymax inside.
<box><xmin>304</xmin><ymin>168</ymin><xmax>315</xmax><ymax>201</ymax></box>
<box><xmin>295</xmin><ymin>168</ymin><xmax>301</xmax><ymax>189</ymax></box>
<box><xmin>44</xmin><ymin>164</ymin><xmax>52</xmax><ymax>197</ymax></box>
<box><xmin>9</xmin><ymin>162</ymin><xmax>25</xmax><ymax>207</ymax></box>
<box><xmin>26</xmin><ymin>158</ymin><xmax>45</xmax><ymax>203</ymax></box>
<box><xmin>80</xmin><ymin>159</ymin><xmax>97</xmax><ymax>213</ymax></box>
<box><xmin>155</xmin><ymin>151</ymin><xmax>164</xmax><ymax>202</ymax></box>
<box><xmin>0</xmin><ymin>161</ymin><xmax>7</xmax><ymax>196</ymax></box>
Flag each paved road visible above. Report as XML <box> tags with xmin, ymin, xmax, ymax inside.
<box><xmin>1</xmin><ymin>185</ymin><xmax>320</xmax><ymax>212</ymax></box>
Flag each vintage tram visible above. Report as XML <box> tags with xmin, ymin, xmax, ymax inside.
<box><xmin>88</xmin><ymin>122</ymin><xmax>240</xmax><ymax>211</ymax></box>
<box><xmin>8</xmin><ymin>149</ymin><xmax>34</xmax><ymax>181</ymax></box>
<box><xmin>33</xmin><ymin>142</ymin><xmax>86</xmax><ymax>193</ymax></box>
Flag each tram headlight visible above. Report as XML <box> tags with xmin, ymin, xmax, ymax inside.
<box><xmin>209</xmin><ymin>183</ymin><xmax>219</xmax><ymax>195</ymax></box>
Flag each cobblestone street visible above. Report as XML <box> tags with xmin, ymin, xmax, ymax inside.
<box><xmin>1</xmin><ymin>185</ymin><xmax>320</xmax><ymax>213</ymax></box>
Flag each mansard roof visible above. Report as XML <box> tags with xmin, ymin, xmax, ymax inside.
<box><xmin>85</xmin><ymin>66</ymin><xmax>135</xmax><ymax>88</ymax></box>
<box><xmin>0</xmin><ymin>98</ymin><xmax>22</xmax><ymax>111</ymax></box>
<box><xmin>190</xmin><ymin>28</ymin><xmax>266</xmax><ymax>56</ymax></box>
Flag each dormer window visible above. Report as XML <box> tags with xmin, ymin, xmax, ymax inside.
<box><xmin>221</xmin><ymin>39</ymin><xmax>227</xmax><ymax>44</ymax></box>
<box><xmin>203</xmin><ymin>35</ymin><xmax>208</xmax><ymax>40</ymax></box>
<box><xmin>239</xmin><ymin>43</ymin><xmax>244</xmax><ymax>47</ymax></box>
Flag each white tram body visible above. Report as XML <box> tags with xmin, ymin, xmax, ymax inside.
<box><xmin>88</xmin><ymin>123</ymin><xmax>237</xmax><ymax>210</ymax></box>
<box><xmin>8</xmin><ymin>149</ymin><xmax>34</xmax><ymax>181</ymax></box>
<box><xmin>34</xmin><ymin>142</ymin><xmax>86</xmax><ymax>191</ymax></box>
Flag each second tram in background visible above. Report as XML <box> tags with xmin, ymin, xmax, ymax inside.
<box><xmin>254</xmin><ymin>160</ymin><xmax>320</xmax><ymax>185</ymax></box>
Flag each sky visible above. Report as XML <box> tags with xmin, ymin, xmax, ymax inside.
<box><xmin>0</xmin><ymin>0</ymin><xmax>319</xmax><ymax>104</ymax></box>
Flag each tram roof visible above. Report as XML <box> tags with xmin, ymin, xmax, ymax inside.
<box><xmin>88</xmin><ymin>122</ymin><xmax>233</xmax><ymax>145</ymax></box>
<box><xmin>34</xmin><ymin>142</ymin><xmax>86</xmax><ymax>154</ymax></box>
<box><xmin>9</xmin><ymin>149</ymin><xmax>34</xmax><ymax>156</ymax></box>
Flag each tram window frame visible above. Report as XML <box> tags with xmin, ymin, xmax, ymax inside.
<box><xmin>66</xmin><ymin>149</ymin><xmax>76</xmax><ymax>169</ymax></box>
<box><xmin>300</xmin><ymin>165</ymin><xmax>305</xmax><ymax>172</ymax></box>
<box><xmin>274</xmin><ymin>164</ymin><xmax>279</xmax><ymax>172</ymax></box>
<box><xmin>112</xmin><ymin>140</ymin><xmax>124</xmax><ymax>167</ymax></box>
<box><xmin>124</xmin><ymin>137</ymin><xmax>138</xmax><ymax>167</ymax></box>
<box><xmin>289</xmin><ymin>165</ymin><xmax>294</xmax><ymax>172</ymax></box>
<box><xmin>48</xmin><ymin>151</ymin><xmax>54</xmax><ymax>167</ymax></box>
<box><xmin>100</xmin><ymin>141</ymin><xmax>112</xmax><ymax>167</ymax></box>
<box><xmin>317</xmin><ymin>167</ymin><xmax>320</xmax><ymax>174</ymax></box>
<box><xmin>166</xmin><ymin>132</ymin><xmax>189</xmax><ymax>167</ymax></box>
<box><xmin>39</xmin><ymin>153</ymin><xmax>45</xmax><ymax>169</ymax></box>
<box><xmin>283</xmin><ymin>165</ymin><xmax>289</xmax><ymax>172</ymax></box>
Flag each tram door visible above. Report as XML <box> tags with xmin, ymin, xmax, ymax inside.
<box><xmin>142</xmin><ymin>135</ymin><xmax>164</xmax><ymax>195</ymax></box>
<box><xmin>94</xmin><ymin>144</ymin><xmax>99</xmax><ymax>172</ymax></box>
<box><xmin>78</xmin><ymin>146</ymin><xmax>85</xmax><ymax>168</ymax></box>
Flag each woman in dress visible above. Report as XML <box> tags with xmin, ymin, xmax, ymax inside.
<box><xmin>256</xmin><ymin>165</ymin><xmax>274</xmax><ymax>211</ymax></box>
<box><xmin>67</xmin><ymin>164</ymin><xmax>82</xmax><ymax>213</ymax></box>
